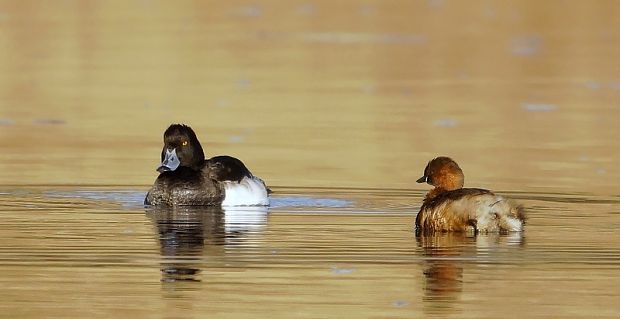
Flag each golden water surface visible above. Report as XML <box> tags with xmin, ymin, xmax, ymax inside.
<box><xmin>0</xmin><ymin>1</ymin><xmax>619</xmax><ymax>318</ymax></box>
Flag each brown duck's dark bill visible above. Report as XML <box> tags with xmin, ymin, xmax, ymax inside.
<box><xmin>416</xmin><ymin>176</ymin><xmax>427</xmax><ymax>183</ymax></box>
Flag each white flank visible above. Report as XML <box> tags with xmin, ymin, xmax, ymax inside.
<box><xmin>221</xmin><ymin>176</ymin><xmax>270</xmax><ymax>207</ymax></box>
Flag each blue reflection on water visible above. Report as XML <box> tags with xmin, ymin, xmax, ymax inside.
<box><xmin>270</xmin><ymin>197</ymin><xmax>351</xmax><ymax>208</ymax></box>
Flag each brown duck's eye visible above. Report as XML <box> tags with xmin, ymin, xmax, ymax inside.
<box><xmin>182</xmin><ymin>141</ymin><xmax>188</xmax><ymax>146</ymax></box>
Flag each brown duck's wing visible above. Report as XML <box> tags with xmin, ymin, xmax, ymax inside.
<box><xmin>423</xmin><ymin>188</ymin><xmax>493</xmax><ymax>211</ymax></box>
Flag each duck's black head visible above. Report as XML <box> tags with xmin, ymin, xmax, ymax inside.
<box><xmin>157</xmin><ymin>124</ymin><xmax>205</xmax><ymax>173</ymax></box>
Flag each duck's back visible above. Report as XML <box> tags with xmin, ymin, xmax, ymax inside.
<box><xmin>206</xmin><ymin>156</ymin><xmax>270</xmax><ymax>207</ymax></box>
<box><xmin>416</xmin><ymin>188</ymin><xmax>525</xmax><ymax>234</ymax></box>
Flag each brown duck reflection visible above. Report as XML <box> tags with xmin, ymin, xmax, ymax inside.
<box><xmin>417</xmin><ymin>232</ymin><xmax>524</xmax><ymax>313</ymax></box>
<box><xmin>146</xmin><ymin>206</ymin><xmax>268</xmax><ymax>282</ymax></box>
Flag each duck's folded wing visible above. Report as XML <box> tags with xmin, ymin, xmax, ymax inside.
<box><xmin>206</xmin><ymin>156</ymin><xmax>270</xmax><ymax>206</ymax></box>
<box><xmin>205</xmin><ymin>156</ymin><xmax>252</xmax><ymax>182</ymax></box>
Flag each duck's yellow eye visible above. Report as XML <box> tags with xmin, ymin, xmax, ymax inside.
<box><xmin>182</xmin><ymin>141</ymin><xmax>188</xmax><ymax>146</ymax></box>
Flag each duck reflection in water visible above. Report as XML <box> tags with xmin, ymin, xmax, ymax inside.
<box><xmin>416</xmin><ymin>232</ymin><xmax>524</xmax><ymax>314</ymax></box>
<box><xmin>146</xmin><ymin>206</ymin><xmax>269</xmax><ymax>282</ymax></box>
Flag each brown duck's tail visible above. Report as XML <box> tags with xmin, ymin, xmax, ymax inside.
<box><xmin>513</xmin><ymin>204</ymin><xmax>527</xmax><ymax>224</ymax></box>
<box><xmin>497</xmin><ymin>203</ymin><xmax>526</xmax><ymax>232</ymax></box>
<box><xmin>490</xmin><ymin>199</ymin><xmax>526</xmax><ymax>232</ymax></box>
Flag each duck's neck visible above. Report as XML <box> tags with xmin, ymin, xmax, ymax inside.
<box><xmin>190</xmin><ymin>160</ymin><xmax>205</xmax><ymax>171</ymax></box>
<box><xmin>424</xmin><ymin>187</ymin><xmax>448</xmax><ymax>203</ymax></box>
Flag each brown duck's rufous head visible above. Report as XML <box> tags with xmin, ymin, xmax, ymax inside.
<box><xmin>416</xmin><ymin>156</ymin><xmax>464</xmax><ymax>191</ymax></box>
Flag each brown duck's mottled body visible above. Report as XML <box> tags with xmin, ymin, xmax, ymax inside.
<box><xmin>415</xmin><ymin>157</ymin><xmax>526</xmax><ymax>234</ymax></box>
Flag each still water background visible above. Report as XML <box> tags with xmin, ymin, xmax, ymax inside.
<box><xmin>0</xmin><ymin>1</ymin><xmax>619</xmax><ymax>318</ymax></box>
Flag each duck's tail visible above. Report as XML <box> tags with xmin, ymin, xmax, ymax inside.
<box><xmin>514</xmin><ymin>204</ymin><xmax>526</xmax><ymax>224</ymax></box>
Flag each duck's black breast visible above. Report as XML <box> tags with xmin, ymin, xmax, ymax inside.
<box><xmin>145</xmin><ymin>166</ymin><xmax>224</xmax><ymax>206</ymax></box>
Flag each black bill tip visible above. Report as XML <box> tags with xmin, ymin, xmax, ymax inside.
<box><xmin>156</xmin><ymin>166</ymin><xmax>171</xmax><ymax>173</ymax></box>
